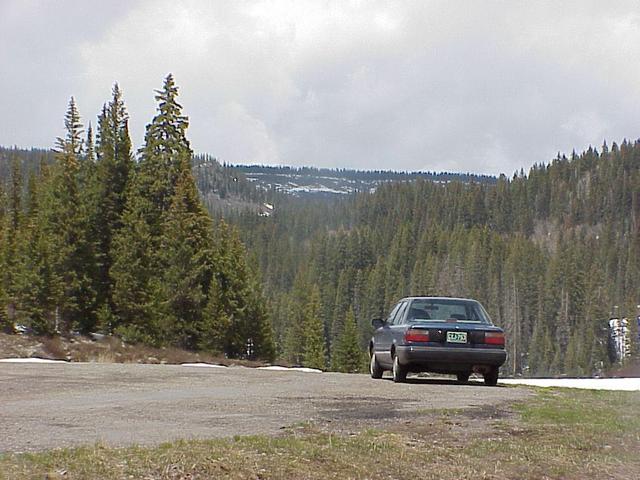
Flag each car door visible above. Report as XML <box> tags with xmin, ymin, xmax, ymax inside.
<box><xmin>375</xmin><ymin>301</ymin><xmax>406</xmax><ymax>367</ymax></box>
<box><xmin>388</xmin><ymin>301</ymin><xmax>410</xmax><ymax>355</ymax></box>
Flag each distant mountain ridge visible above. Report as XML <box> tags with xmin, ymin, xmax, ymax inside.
<box><xmin>2</xmin><ymin>147</ymin><xmax>496</xmax><ymax>210</ymax></box>
<box><xmin>232</xmin><ymin>164</ymin><xmax>497</xmax><ymax>197</ymax></box>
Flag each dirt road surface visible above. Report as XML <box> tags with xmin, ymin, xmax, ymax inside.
<box><xmin>0</xmin><ymin>363</ymin><xmax>529</xmax><ymax>452</ymax></box>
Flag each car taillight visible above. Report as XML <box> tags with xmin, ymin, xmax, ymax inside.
<box><xmin>484</xmin><ymin>332</ymin><xmax>505</xmax><ymax>346</ymax></box>
<box><xmin>405</xmin><ymin>329</ymin><xmax>430</xmax><ymax>343</ymax></box>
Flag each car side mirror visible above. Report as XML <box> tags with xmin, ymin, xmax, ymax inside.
<box><xmin>371</xmin><ymin>318</ymin><xmax>385</xmax><ymax>329</ymax></box>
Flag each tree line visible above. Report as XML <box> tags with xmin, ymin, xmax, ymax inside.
<box><xmin>2</xmin><ymin>80</ymin><xmax>639</xmax><ymax>375</ymax></box>
<box><xmin>0</xmin><ymin>75</ymin><xmax>274</xmax><ymax>360</ymax></box>
<box><xmin>227</xmin><ymin>142</ymin><xmax>640</xmax><ymax>375</ymax></box>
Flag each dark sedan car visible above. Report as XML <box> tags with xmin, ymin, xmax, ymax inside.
<box><xmin>369</xmin><ymin>297</ymin><xmax>506</xmax><ymax>385</ymax></box>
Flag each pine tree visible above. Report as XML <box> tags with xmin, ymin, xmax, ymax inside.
<box><xmin>8</xmin><ymin>166</ymin><xmax>61</xmax><ymax>334</ymax></box>
<box><xmin>303</xmin><ymin>285</ymin><xmax>326</xmax><ymax>369</ymax></box>
<box><xmin>200</xmin><ymin>220</ymin><xmax>274</xmax><ymax>359</ymax></box>
<box><xmin>330</xmin><ymin>269</ymin><xmax>352</xmax><ymax>348</ymax></box>
<box><xmin>110</xmin><ymin>190</ymin><xmax>160</xmax><ymax>343</ymax></box>
<box><xmin>111</xmin><ymin>75</ymin><xmax>193</xmax><ymax>343</ymax></box>
<box><xmin>85</xmin><ymin>123</ymin><xmax>95</xmax><ymax>163</ymax></box>
<box><xmin>13</xmin><ymin>217</ymin><xmax>62</xmax><ymax>335</ymax></box>
<box><xmin>42</xmin><ymin>97</ymin><xmax>97</xmax><ymax>333</ymax></box>
<box><xmin>137</xmin><ymin>73</ymin><xmax>191</xmax><ymax>223</ymax></box>
<box><xmin>108</xmin><ymin>74</ymin><xmax>273</xmax><ymax>357</ymax></box>
<box><xmin>200</xmin><ymin>270</ymin><xmax>232</xmax><ymax>355</ymax></box>
<box><xmin>155</xmin><ymin>159</ymin><xmax>214</xmax><ymax>349</ymax></box>
<box><xmin>331</xmin><ymin>308</ymin><xmax>365</xmax><ymax>373</ymax></box>
<box><xmin>244</xmin><ymin>274</ymin><xmax>275</xmax><ymax>361</ymax></box>
<box><xmin>527</xmin><ymin>318</ymin><xmax>545</xmax><ymax>376</ymax></box>
<box><xmin>55</xmin><ymin>97</ymin><xmax>84</xmax><ymax>156</ymax></box>
<box><xmin>564</xmin><ymin>331</ymin><xmax>581</xmax><ymax>376</ymax></box>
<box><xmin>282</xmin><ymin>272</ymin><xmax>310</xmax><ymax>364</ymax></box>
<box><xmin>282</xmin><ymin>295</ymin><xmax>305</xmax><ymax>364</ymax></box>
<box><xmin>92</xmin><ymin>84</ymin><xmax>133</xmax><ymax>319</ymax></box>
<box><xmin>0</xmin><ymin>156</ymin><xmax>23</xmax><ymax>327</ymax></box>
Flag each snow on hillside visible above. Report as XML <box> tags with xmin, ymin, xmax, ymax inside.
<box><xmin>236</xmin><ymin>166</ymin><xmax>497</xmax><ymax>198</ymax></box>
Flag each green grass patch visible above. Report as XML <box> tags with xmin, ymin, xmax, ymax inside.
<box><xmin>516</xmin><ymin>388</ymin><xmax>640</xmax><ymax>432</ymax></box>
<box><xmin>467</xmin><ymin>388</ymin><xmax>640</xmax><ymax>479</ymax></box>
<box><xmin>1</xmin><ymin>388</ymin><xmax>638</xmax><ymax>479</ymax></box>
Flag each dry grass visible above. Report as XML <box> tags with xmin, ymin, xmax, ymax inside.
<box><xmin>0</xmin><ymin>389</ymin><xmax>638</xmax><ymax>480</ymax></box>
<box><xmin>40</xmin><ymin>337</ymin><xmax>68</xmax><ymax>360</ymax></box>
<box><xmin>0</xmin><ymin>332</ymin><xmax>266</xmax><ymax>367</ymax></box>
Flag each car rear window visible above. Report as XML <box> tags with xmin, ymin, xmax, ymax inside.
<box><xmin>407</xmin><ymin>299</ymin><xmax>491</xmax><ymax>324</ymax></box>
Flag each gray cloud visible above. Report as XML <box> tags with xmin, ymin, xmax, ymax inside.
<box><xmin>2</xmin><ymin>0</ymin><xmax>640</xmax><ymax>175</ymax></box>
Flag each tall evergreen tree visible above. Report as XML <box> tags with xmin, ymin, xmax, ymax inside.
<box><xmin>137</xmin><ymin>73</ymin><xmax>191</xmax><ymax>224</ymax></box>
<box><xmin>41</xmin><ymin>97</ymin><xmax>97</xmax><ymax>333</ymax></box>
<box><xmin>303</xmin><ymin>285</ymin><xmax>326</xmax><ymax>369</ymax></box>
<box><xmin>200</xmin><ymin>220</ymin><xmax>274</xmax><ymax>359</ymax></box>
<box><xmin>111</xmin><ymin>75</ymin><xmax>192</xmax><ymax>342</ymax></box>
<box><xmin>331</xmin><ymin>269</ymin><xmax>352</xmax><ymax>348</ymax></box>
<box><xmin>155</xmin><ymin>158</ymin><xmax>214</xmax><ymax>349</ymax></box>
<box><xmin>110</xmin><ymin>188</ymin><xmax>160</xmax><ymax>342</ymax></box>
<box><xmin>331</xmin><ymin>308</ymin><xmax>365</xmax><ymax>373</ymax></box>
<box><xmin>0</xmin><ymin>156</ymin><xmax>23</xmax><ymax>326</ymax></box>
<box><xmin>92</xmin><ymin>84</ymin><xmax>133</xmax><ymax>320</ymax></box>
<box><xmin>243</xmin><ymin>273</ymin><xmax>275</xmax><ymax>361</ymax></box>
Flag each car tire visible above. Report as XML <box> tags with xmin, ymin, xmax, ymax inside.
<box><xmin>456</xmin><ymin>372</ymin><xmax>470</xmax><ymax>383</ymax></box>
<box><xmin>370</xmin><ymin>352</ymin><xmax>384</xmax><ymax>379</ymax></box>
<box><xmin>392</xmin><ymin>355</ymin><xmax>407</xmax><ymax>383</ymax></box>
<box><xmin>483</xmin><ymin>367</ymin><xmax>499</xmax><ymax>386</ymax></box>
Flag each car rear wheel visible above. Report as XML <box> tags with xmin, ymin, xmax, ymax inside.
<box><xmin>370</xmin><ymin>352</ymin><xmax>383</xmax><ymax>379</ymax></box>
<box><xmin>456</xmin><ymin>372</ymin><xmax>470</xmax><ymax>383</ymax></box>
<box><xmin>392</xmin><ymin>355</ymin><xmax>407</xmax><ymax>383</ymax></box>
<box><xmin>483</xmin><ymin>367</ymin><xmax>499</xmax><ymax>386</ymax></box>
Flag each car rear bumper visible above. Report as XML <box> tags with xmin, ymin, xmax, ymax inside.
<box><xmin>396</xmin><ymin>345</ymin><xmax>507</xmax><ymax>368</ymax></box>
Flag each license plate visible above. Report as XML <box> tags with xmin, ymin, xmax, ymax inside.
<box><xmin>447</xmin><ymin>331</ymin><xmax>467</xmax><ymax>344</ymax></box>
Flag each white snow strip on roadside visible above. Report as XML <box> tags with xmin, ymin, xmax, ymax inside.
<box><xmin>0</xmin><ymin>358</ymin><xmax>68</xmax><ymax>364</ymax></box>
<box><xmin>180</xmin><ymin>363</ymin><xmax>227</xmax><ymax>368</ymax></box>
<box><xmin>257</xmin><ymin>366</ymin><xmax>322</xmax><ymax>373</ymax></box>
<box><xmin>501</xmin><ymin>377</ymin><xmax>640</xmax><ymax>391</ymax></box>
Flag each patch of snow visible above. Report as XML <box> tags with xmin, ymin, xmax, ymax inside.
<box><xmin>13</xmin><ymin>324</ymin><xmax>29</xmax><ymax>334</ymax></box>
<box><xmin>288</xmin><ymin>185</ymin><xmax>351</xmax><ymax>195</ymax></box>
<box><xmin>0</xmin><ymin>358</ymin><xmax>68</xmax><ymax>364</ymax></box>
<box><xmin>257</xmin><ymin>366</ymin><xmax>322</xmax><ymax>373</ymax></box>
<box><xmin>501</xmin><ymin>377</ymin><xmax>640</xmax><ymax>391</ymax></box>
<box><xmin>180</xmin><ymin>363</ymin><xmax>227</xmax><ymax>368</ymax></box>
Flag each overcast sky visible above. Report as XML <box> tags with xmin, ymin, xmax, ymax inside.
<box><xmin>2</xmin><ymin>1</ymin><xmax>640</xmax><ymax>175</ymax></box>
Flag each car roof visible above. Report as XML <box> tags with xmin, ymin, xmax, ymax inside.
<box><xmin>400</xmin><ymin>296</ymin><xmax>479</xmax><ymax>302</ymax></box>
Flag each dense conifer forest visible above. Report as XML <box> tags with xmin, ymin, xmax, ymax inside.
<box><xmin>1</xmin><ymin>78</ymin><xmax>639</xmax><ymax>376</ymax></box>
<box><xmin>225</xmin><ymin>142</ymin><xmax>640</xmax><ymax>375</ymax></box>
<box><xmin>0</xmin><ymin>76</ymin><xmax>274</xmax><ymax>361</ymax></box>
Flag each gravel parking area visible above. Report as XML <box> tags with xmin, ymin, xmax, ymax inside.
<box><xmin>0</xmin><ymin>362</ymin><xmax>529</xmax><ymax>452</ymax></box>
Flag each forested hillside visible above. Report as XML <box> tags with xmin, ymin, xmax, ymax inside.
<box><xmin>227</xmin><ymin>143</ymin><xmax>640</xmax><ymax>375</ymax></box>
<box><xmin>2</xmin><ymin>89</ymin><xmax>639</xmax><ymax>377</ymax></box>
<box><xmin>0</xmin><ymin>77</ymin><xmax>274</xmax><ymax>360</ymax></box>
<box><xmin>0</xmin><ymin>147</ymin><xmax>53</xmax><ymax>180</ymax></box>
